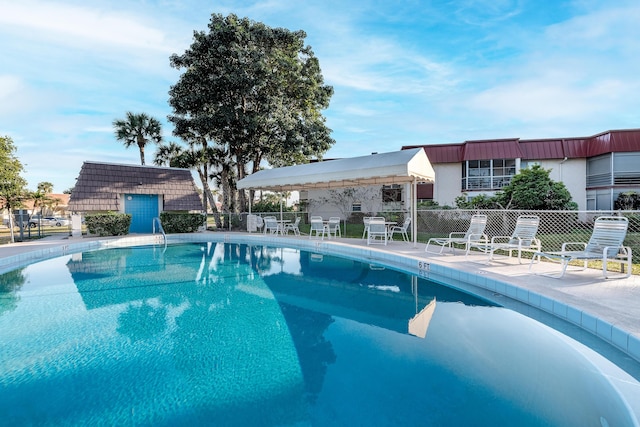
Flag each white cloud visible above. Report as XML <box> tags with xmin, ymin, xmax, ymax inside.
<box><xmin>454</xmin><ymin>1</ymin><xmax>640</xmax><ymax>133</ymax></box>
<box><xmin>0</xmin><ymin>75</ymin><xmax>27</xmax><ymax>115</ymax></box>
<box><xmin>453</xmin><ymin>0</ymin><xmax>524</xmax><ymax>26</ymax></box>
<box><xmin>0</xmin><ymin>1</ymin><xmax>178</xmax><ymax>54</ymax></box>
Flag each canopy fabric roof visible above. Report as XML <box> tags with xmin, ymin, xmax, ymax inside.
<box><xmin>237</xmin><ymin>148</ymin><xmax>434</xmax><ymax>191</ymax></box>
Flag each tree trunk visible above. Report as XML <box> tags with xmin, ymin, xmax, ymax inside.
<box><xmin>137</xmin><ymin>137</ymin><xmax>146</xmax><ymax>165</ymax></box>
<box><xmin>197</xmin><ymin>168</ymin><xmax>222</xmax><ymax>229</ymax></box>
<box><xmin>236</xmin><ymin>161</ymin><xmax>248</xmax><ymax>213</ymax></box>
<box><xmin>220</xmin><ymin>169</ymin><xmax>231</xmax><ymax>229</ymax></box>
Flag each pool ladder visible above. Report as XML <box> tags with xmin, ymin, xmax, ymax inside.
<box><xmin>152</xmin><ymin>217</ymin><xmax>167</xmax><ymax>248</ymax></box>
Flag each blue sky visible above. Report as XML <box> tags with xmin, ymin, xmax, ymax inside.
<box><xmin>2</xmin><ymin>0</ymin><xmax>639</xmax><ymax>192</ymax></box>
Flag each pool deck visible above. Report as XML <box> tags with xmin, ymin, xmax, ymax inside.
<box><xmin>1</xmin><ymin>231</ymin><xmax>640</xmax><ymax>362</ymax></box>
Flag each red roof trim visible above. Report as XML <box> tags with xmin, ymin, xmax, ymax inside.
<box><xmin>462</xmin><ymin>139</ymin><xmax>522</xmax><ymax>161</ymax></box>
<box><xmin>402</xmin><ymin>129</ymin><xmax>640</xmax><ymax>163</ymax></box>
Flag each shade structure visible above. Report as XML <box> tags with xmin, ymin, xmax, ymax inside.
<box><xmin>237</xmin><ymin>148</ymin><xmax>434</xmax><ymax>247</ymax></box>
<box><xmin>236</xmin><ymin>148</ymin><xmax>434</xmax><ymax>191</ymax></box>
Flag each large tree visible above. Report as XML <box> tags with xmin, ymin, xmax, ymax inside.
<box><xmin>496</xmin><ymin>165</ymin><xmax>577</xmax><ymax>210</ymax></box>
<box><xmin>113</xmin><ymin>112</ymin><xmax>163</xmax><ymax>165</ymax></box>
<box><xmin>0</xmin><ymin>136</ymin><xmax>28</xmax><ymax>242</ymax></box>
<box><xmin>168</xmin><ymin>13</ymin><xmax>335</xmax><ymax>213</ymax></box>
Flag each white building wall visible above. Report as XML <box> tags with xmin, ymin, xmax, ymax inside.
<box><xmin>430</xmin><ymin>159</ymin><xmax>587</xmax><ymax>209</ymax></box>
<box><xmin>433</xmin><ymin>163</ymin><xmax>462</xmax><ymax>207</ymax></box>
<box><xmin>307</xmin><ymin>186</ymin><xmax>383</xmax><ymax>219</ymax></box>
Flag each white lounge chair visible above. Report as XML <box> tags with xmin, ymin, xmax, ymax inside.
<box><xmin>425</xmin><ymin>214</ymin><xmax>487</xmax><ymax>254</ymax></box>
<box><xmin>367</xmin><ymin>217</ymin><xmax>388</xmax><ymax>245</ymax></box>
<box><xmin>467</xmin><ymin>215</ymin><xmax>540</xmax><ymax>263</ymax></box>
<box><xmin>529</xmin><ymin>216</ymin><xmax>632</xmax><ymax>278</ymax></box>
<box><xmin>389</xmin><ymin>217</ymin><xmax>411</xmax><ymax>243</ymax></box>
<box><xmin>309</xmin><ymin>216</ymin><xmax>327</xmax><ymax>239</ymax></box>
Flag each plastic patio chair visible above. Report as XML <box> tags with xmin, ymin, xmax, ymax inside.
<box><xmin>309</xmin><ymin>216</ymin><xmax>327</xmax><ymax>239</ymax></box>
<box><xmin>367</xmin><ymin>217</ymin><xmax>388</xmax><ymax>245</ymax></box>
<box><xmin>389</xmin><ymin>217</ymin><xmax>411</xmax><ymax>243</ymax></box>
<box><xmin>255</xmin><ymin>215</ymin><xmax>264</xmax><ymax>232</ymax></box>
<box><xmin>263</xmin><ymin>216</ymin><xmax>282</xmax><ymax>235</ymax></box>
<box><xmin>283</xmin><ymin>217</ymin><xmax>301</xmax><ymax>236</ymax></box>
<box><xmin>327</xmin><ymin>217</ymin><xmax>341</xmax><ymax>238</ymax></box>
<box><xmin>362</xmin><ymin>217</ymin><xmax>372</xmax><ymax>239</ymax></box>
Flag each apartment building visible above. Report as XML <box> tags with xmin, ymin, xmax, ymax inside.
<box><xmin>404</xmin><ymin>128</ymin><xmax>640</xmax><ymax>210</ymax></box>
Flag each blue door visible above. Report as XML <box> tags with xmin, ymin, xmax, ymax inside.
<box><xmin>125</xmin><ymin>194</ymin><xmax>159</xmax><ymax>233</ymax></box>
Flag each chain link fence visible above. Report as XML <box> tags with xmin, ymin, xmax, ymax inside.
<box><xmin>221</xmin><ymin>209</ymin><xmax>639</xmax><ymax>265</ymax></box>
<box><xmin>415</xmin><ymin>209</ymin><xmax>639</xmax><ymax>260</ymax></box>
<box><xmin>7</xmin><ymin>208</ymin><xmax>636</xmax><ymax>264</ymax></box>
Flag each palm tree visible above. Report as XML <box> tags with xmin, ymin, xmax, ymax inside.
<box><xmin>113</xmin><ymin>112</ymin><xmax>163</xmax><ymax>165</ymax></box>
<box><xmin>37</xmin><ymin>182</ymin><xmax>53</xmax><ymax>194</ymax></box>
<box><xmin>154</xmin><ymin>142</ymin><xmax>185</xmax><ymax>168</ymax></box>
<box><xmin>154</xmin><ymin>141</ymin><xmax>223</xmax><ymax>229</ymax></box>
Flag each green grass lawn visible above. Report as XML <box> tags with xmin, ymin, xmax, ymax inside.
<box><xmin>0</xmin><ymin>225</ymin><xmax>71</xmax><ymax>244</ymax></box>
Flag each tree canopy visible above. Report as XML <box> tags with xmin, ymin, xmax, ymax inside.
<box><xmin>0</xmin><ymin>135</ymin><xmax>27</xmax><ymax>208</ymax></box>
<box><xmin>457</xmin><ymin>165</ymin><xmax>577</xmax><ymax>210</ymax></box>
<box><xmin>0</xmin><ymin>136</ymin><xmax>28</xmax><ymax>241</ymax></box>
<box><xmin>168</xmin><ymin>13</ymin><xmax>335</xmax><ymax>213</ymax></box>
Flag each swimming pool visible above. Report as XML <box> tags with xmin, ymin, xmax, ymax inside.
<box><xmin>1</xmin><ymin>241</ymin><xmax>639</xmax><ymax>426</ymax></box>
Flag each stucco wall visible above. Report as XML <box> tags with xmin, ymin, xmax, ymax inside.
<box><xmin>433</xmin><ymin>163</ymin><xmax>462</xmax><ymax>207</ymax></box>
<box><xmin>308</xmin><ymin>186</ymin><xmax>383</xmax><ymax>219</ymax></box>
<box><xmin>431</xmin><ymin>160</ymin><xmax>587</xmax><ymax>209</ymax></box>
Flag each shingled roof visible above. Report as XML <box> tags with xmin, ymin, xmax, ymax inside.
<box><xmin>68</xmin><ymin>161</ymin><xmax>203</xmax><ymax>212</ymax></box>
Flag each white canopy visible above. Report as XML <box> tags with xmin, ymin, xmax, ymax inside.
<box><xmin>237</xmin><ymin>148</ymin><xmax>433</xmax><ymax>248</ymax></box>
<box><xmin>237</xmin><ymin>148</ymin><xmax>434</xmax><ymax>191</ymax></box>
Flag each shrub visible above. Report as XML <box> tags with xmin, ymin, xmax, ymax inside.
<box><xmin>85</xmin><ymin>213</ymin><xmax>131</xmax><ymax>236</ymax></box>
<box><xmin>615</xmin><ymin>191</ymin><xmax>640</xmax><ymax>210</ymax></box>
<box><xmin>160</xmin><ymin>212</ymin><xmax>205</xmax><ymax>233</ymax></box>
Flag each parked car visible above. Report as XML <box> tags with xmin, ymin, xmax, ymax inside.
<box><xmin>29</xmin><ymin>216</ymin><xmax>70</xmax><ymax>227</ymax></box>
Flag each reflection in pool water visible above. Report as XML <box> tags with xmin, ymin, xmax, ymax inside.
<box><xmin>0</xmin><ymin>242</ymin><xmax>638</xmax><ymax>426</ymax></box>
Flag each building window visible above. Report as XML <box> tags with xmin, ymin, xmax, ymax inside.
<box><xmin>382</xmin><ymin>185</ymin><xmax>402</xmax><ymax>203</ymax></box>
<box><xmin>352</xmin><ymin>203</ymin><xmax>362</xmax><ymax>212</ymax></box>
<box><xmin>586</xmin><ymin>189</ymin><xmax>614</xmax><ymax>210</ymax></box>
<box><xmin>462</xmin><ymin>159</ymin><xmax>516</xmax><ymax>191</ymax></box>
<box><xmin>586</xmin><ymin>154</ymin><xmax>612</xmax><ymax>187</ymax></box>
<box><xmin>613</xmin><ymin>152</ymin><xmax>640</xmax><ymax>185</ymax></box>
<box><xmin>381</xmin><ymin>185</ymin><xmax>403</xmax><ymax>210</ymax></box>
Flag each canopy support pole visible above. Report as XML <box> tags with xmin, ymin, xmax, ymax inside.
<box><xmin>412</xmin><ymin>178</ymin><xmax>418</xmax><ymax>248</ymax></box>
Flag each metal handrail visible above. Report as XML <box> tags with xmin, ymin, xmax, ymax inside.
<box><xmin>152</xmin><ymin>217</ymin><xmax>166</xmax><ymax>247</ymax></box>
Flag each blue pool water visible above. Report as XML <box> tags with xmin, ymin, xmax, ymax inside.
<box><xmin>0</xmin><ymin>242</ymin><xmax>639</xmax><ymax>426</ymax></box>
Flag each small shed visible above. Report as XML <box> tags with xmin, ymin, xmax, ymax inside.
<box><xmin>69</xmin><ymin>161</ymin><xmax>203</xmax><ymax>233</ymax></box>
